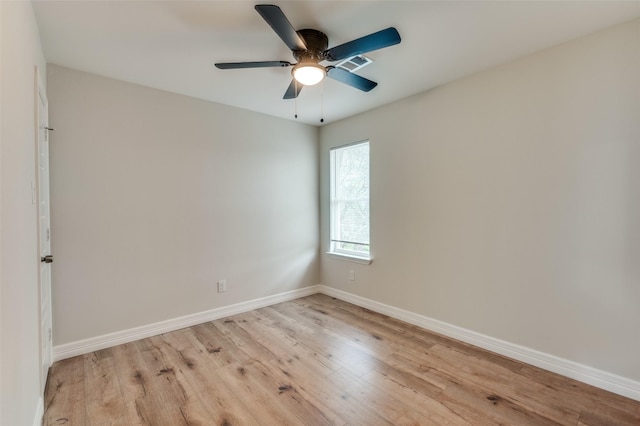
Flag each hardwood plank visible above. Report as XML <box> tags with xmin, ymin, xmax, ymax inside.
<box><xmin>236</xmin><ymin>308</ymin><xmax>339</xmax><ymax>377</ymax></box>
<box><xmin>371</xmin><ymin>361</ymin><xmax>443</xmax><ymax>400</ymax></box>
<box><xmin>192</xmin><ymin>384</ymin><xmax>261</xmax><ymax>425</ymax></box>
<box><xmin>154</xmin><ymin>330</ymin><xmax>263</xmax><ymax>424</ymax></box>
<box><xmin>210</xmin><ymin>316</ymin><xmax>279</xmax><ymax>363</ymax></box>
<box><xmin>578</xmin><ymin>405</ymin><xmax>640</xmax><ymax>426</ymax></box>
<box><xmin>427</xmin><ymin>344</ymin><xmax>580</xmax><ymax>424</ymax></box>
<box><xmin>123</xmin><ymin>390</ymin><xmax>199</xmax><ymax>426</ymax></box>
<box><xmin>83</xmin><ymin>350</ymin><xmax>128</xmax><ymax>425</ymax></box>
<box><xmin>340</xmin><ymin>367</ymin><xmax>437</xmax><ymax>425</ymax></box>
<box><xmin>188</xmin><ymin>322</ymin><xmax>250</xmax><ymax>366</ymax></box>
<box><xmin>143</xmin><ymin>332</ymin><xmax>209</xmax><ymax>397</ymax></box>
<box><xmin>134</xmin><ymin>336</ymin><xmax>195</xmax><ymax>401</ymax></box>
<box><xmin>242</xmin><ymin>359</ymin><xmax>344</xmax><ymax>425</ymax></box>
<box><xmin>384</xmin><ymin>349</ymin><xmax>452</xmax><ymax>391</ymax></box>
<box><xmin>264</xmin><ymin>357</ymin><xmax>390</xmax><ymax>425</ymax></box>
<box><xmin>435</xmin><ymin>380</ymin><xmax>564</xmax><ymax>426</ymax></box>
<box><xmin>289</xmin><ymin>298</ymin><xmax>396</xmax><ymax>358</ymax></box>
<box><xmin>124</xmin><ymin>386</ymin><xmax>249</xmax><ymax>426</ymax></box>
<box><xmin>108</xmin><ymin>342</ymin><xmax>149</xmax><ymax>403</ymax></box>
<box><xmin>360</xmin><ymin>368</ymin><xmax>470</xmax><ymax>425</ymax></box>
<box><xmin>44</xmin><ymin>355</ymin><xmax>87</xmax><ymax>425</ymax></box>
<box><xmin>518</xmin><ymin>362</ymin><xmax>640</xmax><ymax>418</ymax></box>
<box><xmin>269</xmin><ymin>300</ymin><xmax>387</xmax><ymax>377</ymax></box>
<box><xmin>214</xmin><ymin>360</ymin><xmax>336</xmax><ymax>425</ymax></box>
<box><xmin>209</xmin><ymin>362</ymin><xmax>291</xmax><ymax>425</ymax></box>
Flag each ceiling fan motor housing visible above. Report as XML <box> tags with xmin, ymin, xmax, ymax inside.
<box><xmin>294</xmin><ymin>29</ymin><xmax>329</xmax><ymax>62</ymax></box>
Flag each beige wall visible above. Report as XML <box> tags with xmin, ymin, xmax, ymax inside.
<box><xmin>47</xmin><ymin>65</ymin><xmax>320</xmax><ymax>345</ymax></box>
<box><xmin>0</xmin><ymin>1</ymin><xmax>47</xmax><ymax>425</ymax></box>
<box><xmin>320</xmin><ymin>19</ymin><xmax>640</xmax><ymax>381</ymax></box>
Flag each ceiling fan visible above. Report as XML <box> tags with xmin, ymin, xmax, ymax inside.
<box><xmin>215</xmin><ymin>4</ymin><xmax>401</xmax><ymax>99</ymax></box>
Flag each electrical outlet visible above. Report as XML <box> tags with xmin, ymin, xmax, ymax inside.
<box><xmin>349</xmin><ymin>270</ymin><xmax>355</xmax><ymax>281</ymax></box>
<box><xmin>217</xmin><ymin>280</ymin><xmax>227</xmax><ymax>293</ymax></box>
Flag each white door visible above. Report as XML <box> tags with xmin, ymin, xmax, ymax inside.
<box><xmin>36</xmin><ymin>73</ymin><xmax>53</xmax><ymax>393</ymax></box>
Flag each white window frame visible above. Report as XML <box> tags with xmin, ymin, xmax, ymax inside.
<box><xmin>328</xmin><ymin>140</ymin><xmax>372</xmax><ymax>264</ymax></box>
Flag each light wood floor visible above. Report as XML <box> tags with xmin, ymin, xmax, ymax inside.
<box><xmin>45</xmin><ymin>294</ymin><xmax>640</xmax><ymax>425</ymax></box>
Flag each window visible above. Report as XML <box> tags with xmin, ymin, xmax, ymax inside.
<box><xmin>329</xmin><ymin>141</ymin><xmax>371</xmax><ymax>262</ymax></box>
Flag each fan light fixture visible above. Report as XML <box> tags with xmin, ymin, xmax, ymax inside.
<box><xmin>292</xmin><ymin>62</ymin><xmax>326</xmax><ymax>86</ymax></box>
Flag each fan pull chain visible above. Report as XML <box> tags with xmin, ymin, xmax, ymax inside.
<box><xmin>294</xmin><ymin>81</ymin><xmax>298</xmax><ymax>119</ymax></box>
<box><xmin>320</xmin><ymin>80</ymin><xmax>324</xmax><ymax>123</ymax></box>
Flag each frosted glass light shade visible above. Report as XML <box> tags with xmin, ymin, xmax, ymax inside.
<box><xmin>293</xmin><ymin>63</ymin><xmax>326</xmax><ymax>86</ymax></box>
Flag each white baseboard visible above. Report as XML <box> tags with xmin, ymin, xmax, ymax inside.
<box><xmin>52</xmin><ymin>285</ymin><xmax>321</xmax><ymax>362</ymax></box>
<box><xmin>318</xmin><ymin>285</ymin><xmax>640</xmax><ymax>402</ymax></box>
<box><xmin>32</xmin><ymin>396</ymin><xmax>44</xmax><ymax>426</ymax></box>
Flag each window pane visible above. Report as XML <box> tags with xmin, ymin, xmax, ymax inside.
<box><xmin>330</xmin><ymin>141</ymin><xmax>369</xmax><ymax>257</ymax></box>
<box><xmin>337</xmin><ymin>199</ymin><xmax>369</xmax><ymax>247</ymax></box>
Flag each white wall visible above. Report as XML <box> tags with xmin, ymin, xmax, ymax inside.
<box><xmin>320</xmin><ymin>19</ymin><xmax>640</xmax><ymax>382</ymax></box>
<box><xmin>47</xmin><ymin>65</ymin><xmax>319</xmax><ymax>345</ymax></box>
<box><xmin>0</xmin><ymin>1</ymin><xmax>47</xmax><ymax>425</ymax></box>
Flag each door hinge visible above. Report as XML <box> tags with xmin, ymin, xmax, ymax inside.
<box><xmin>42</xmin><ymin>127</ymin><xmax>54</xmax><ymax>142</ymax></box>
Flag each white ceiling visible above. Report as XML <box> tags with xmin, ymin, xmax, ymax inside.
<box><xmin>33</xmin><ymin>1</ymin><xmax>640</xmax><ymax>126</ymax></box>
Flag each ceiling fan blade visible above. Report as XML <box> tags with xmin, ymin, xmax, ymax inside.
<box><xmin>327</xmin><ymin>67</ymin><xmax>377</xmax><ymax>92</ymax></box>
<box><xmin>215</xmin><ymin>61</ymin><xmax>292</xmax><ymax>69</ymax></box>
<box><xmin>324</xmin><ymin>27</ymin><xmax>401</xmax><ymax>62</ymax></box>
<box><xmin>255</xmin><ymin>5</ymin><xmax>307</xmax><ymax>52</ymax></box>
<box><xmin>283</xmin><ymin>79</ymin><xmax>303</xmax><ymax>99</ymax></box>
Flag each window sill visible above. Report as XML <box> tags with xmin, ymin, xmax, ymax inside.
<box><xmin>326</xmin><ymin>252</ymin><xmax>373</xmax><ymax>265</ymax></box>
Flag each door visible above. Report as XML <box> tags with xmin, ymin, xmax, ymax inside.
<box><xmin>36</xmin><ymin>70</ymin><xmax>53</xmax><ymax>393</ymax></box>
